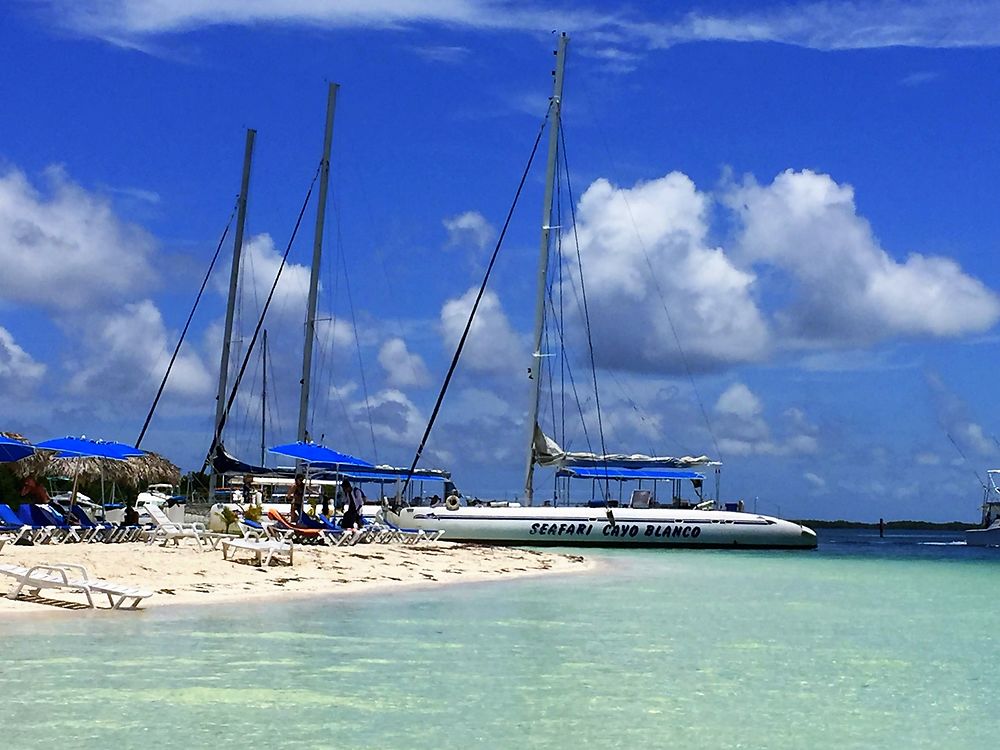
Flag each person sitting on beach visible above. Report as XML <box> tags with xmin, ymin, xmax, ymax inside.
<box><xmin>289</xmin><ymin>474</ymin><xmax>305</xmax><ymax>523</ymax></box>
<box><xmin>20</xmin><ymin>477</ymin><xmax>50</xmax><ymax>504</ymax></box>
<box><xmin>340</xmin><ymin>479</ymin><xmax>365</xmax><ymax>530</ymax></box>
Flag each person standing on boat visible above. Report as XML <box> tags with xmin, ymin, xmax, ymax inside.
<box><xmin>289</xmin><ymin>474</ymin><xmax>305</xmax><ymax>523</ymax></box>
<box><xmin>341</xmin><ymin>479</ymin><xmax>364</xmax><ymax>530</ymax></box>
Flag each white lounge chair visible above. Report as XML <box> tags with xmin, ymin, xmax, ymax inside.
<box><xmin>143</xmin><ymin>503</ymin><xmax>207</xmax><ymax>548</ymax></box>
<box><xmin>0</xmin><ymin>562</ymin><xmax>154</xmax><ymax>609</ymax></box>
<box><xmin>221</xmin><ymin>538</ymin><xmax>294</xmax><ymax>567</ymax></box>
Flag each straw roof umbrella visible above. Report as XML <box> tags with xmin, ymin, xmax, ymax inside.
<box><xmin>5</xmin><ymin>438</ymin><xmax>180</xmax><ymax>488</ymax></box>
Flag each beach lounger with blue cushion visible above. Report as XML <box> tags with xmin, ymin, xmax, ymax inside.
<box><xmin>1</xmin><ymin>504</ymin><xmax>54</xmax><ymax>544</ymax></box>
<box><xmin>0</xmin><ymin>504</ymin><xmax>38</xmax><ymax>544</ymax></box>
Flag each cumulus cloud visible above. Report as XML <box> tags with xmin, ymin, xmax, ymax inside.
<box><xmin>727</xmin><ymin>169</ymin><xmax>1000</xmax><ymax>345</ymax></box>
<box><xmin>564</xmin><ymin>173</ymin><xmax>770</xmax><ymax>373</ymax></box>
<box><xmin>378</xmin><ymin>337</ymin><xmax>431</xmax><ymax>388</ymax></box>
<box><xmin>926</xmin><ymin>372</ymin><xmax>998</xmax><ymax>459</ymax></box>
<box><xmin>440</xmin><ymin>288</ymin><xmax>524</xmax><ymax>374</ymax></box>
<box><xmin>0</xmin><ymin>326</ymin><xmax>46</xmax><ymax>391</ymax></box>
<box><xmin>803</xmin><ymin>471</ymin><xmax>828</xmax><ymax>492</ymax></box>
<box><xmin>0</xmin><ymin>165</ymin><xmax>156</xmax><ymax>311</ymax></box>
<box><xmin>714</xmin><ymin>383</ymin><xmax>819</xmax><ymax>457</ymax></box>
<box><xmin>350</xmin><ymin>388</ymin><xmax>425</xmax><ymax>446</ymax></box>
<box><xmin>66</xmin><ymin>299</ymin><xmax>213</xmax><ymax>401</ymax></box>
<box><xmin>444</xmin><ymin>210</ymin><xmax>495</xmax><ymax>252</ymax></box>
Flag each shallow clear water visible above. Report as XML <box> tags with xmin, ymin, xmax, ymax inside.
<box><xmin>2</xmin><ymin>530</ymin><xmax>999</xmax><ymax>749</ymax></box>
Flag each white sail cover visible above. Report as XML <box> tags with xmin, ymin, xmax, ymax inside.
<box><xmin>533</xmin><ymin>427</ymin><xmax>719</xmax><ymax>469</ymax></box>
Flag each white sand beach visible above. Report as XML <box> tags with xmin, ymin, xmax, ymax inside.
<box><xmin>0</xmin><ymin>540</ymin><xmax>593</xmax><ymax>615</ymax></box>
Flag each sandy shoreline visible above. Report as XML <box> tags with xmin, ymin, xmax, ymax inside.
<box><xmin>0</xmin><ymin>539</ymin><xmax>594</xmax><ymax>616</ymax></box>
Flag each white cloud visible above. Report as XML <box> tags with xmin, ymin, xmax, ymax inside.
<box><xmin>43</xmin><ymin>1</ymin><xmax>1000</xmax><ymax>54</ymax></box>
<box><xmin>727</xmin><ymin>169</ymin><xmax>1000</xmax><ymax>345</ymax></box>
<box><xmin>564</xmin><ymin>173</ymin><xmax>770</xmax><ymax>373</ymax></box>
<box><xmin>66</xmin><ymin>299</ymin><xmax>213</xmax><ymax>401</ymax></box>
<box><xmin>0</xmin><ymin>165</ymin><xmax>156</xmax><ymax>311</ymax></box>
<box><xmin>0</xmin><ymin>326</ymin><xmax>46</xmax><ymax>390</ymax></box>
<box><xmin>803</xmin><ymin>471</ymin><xmax>827</xmax><ymax>492</ymax></box>
<box><xmin>714</xmin><ymin>383</ymin><xmax>819</xmax><ymax>457</ymax></box>
<box><xmin>440</xmin><ymin>288</ymin><xmax>524</xmax><ymax>374</ymax></box>
<box><xmin>635</xmin><ymin>2</ymin><xmax>1000</xmax><ymax>51</ymax></box>
<box><xmin>351</xmin><ymin>388</ymin><xmax>425</xmax><ymax>446</ymax></box>
<box><xmin>715</xmin><ymin>382</ymin><xmax>762</xmax><ymax>420</ymax></box>
<box><xmin>443</xmin><ymin>210</ymin><xmax>495</xmax><ymax>252</ymax></box>
<box><xmin>378</xmin><ymin>337</ymin><xmax>431</xmax><ymax>388</ymax></box>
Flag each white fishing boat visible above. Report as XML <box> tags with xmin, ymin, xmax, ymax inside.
<box><xmin>388</xmin><ymin>35</ymin><xmax>816</xmax><ymax>550</ymax></box>
<box><xmin>965</xmin><ymin>470</ymin><xmax>1000</xmax><ymax>547</ymax></box>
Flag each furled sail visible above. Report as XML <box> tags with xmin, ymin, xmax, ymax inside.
<box><xmin>532</xmin><ymin>426</ymin><xmax>719</xmax><ymax>470</ymax></box>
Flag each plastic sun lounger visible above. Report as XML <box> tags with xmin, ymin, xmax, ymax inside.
<box><xmin>0</xmin><ymin>562</ymin><xmax>155</xmax><ymax>609</ymax></box>
<box><xmin>33</xmin><ymin>505</ymin><xmax>85</xmax><ymax>543</ymax></box>
<box><xmin>296</xmin><ymin>512</ymin><xmax>355</xmax><ymax>546</ymax></box>
<box><xmin>0</xmin><ymin>504</ymin><xmax>37</xmax><ymax>545</ymax></box>
<box><xmin>221</xmin><ymin>537</ymin><xmax>294</xmax><ymax>567</ymax></box>
<box><xmin>316</xmin><ymin>514</ymin><xmax>369</xmax><ymax>545</ymax></box>
<box><xmin>143</xmin><ymin>503</ymin><xmax>207</xmax><ymax>549</ymax></box>
<box><xmin>381</xmin><ymin>518</ymin><xmax>444</xmax><ymax>543</ymax></box>
<box><xmin>265</xmin><ymin>509</ymin><xmax>326</xmax><ymax>544</ymax></box>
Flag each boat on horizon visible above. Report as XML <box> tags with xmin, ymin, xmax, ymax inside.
<box><xmin>964</xmin><ymin>469</ymin><xmax>1000</xmax><ymax>547</ymax></box>
<box><xmin>388</xmin><ymin>34</ymin><xmax>817</xmax><ymax>550</ymax></box>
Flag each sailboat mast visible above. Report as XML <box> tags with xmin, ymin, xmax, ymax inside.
<box><xmin>261</xmin><ymin>328</ymin><xmax>268</xmax><ymax>466</ymax></box>
<box><xmin>212</xmin><ymin>127</ymin><xmax>255</xmax><ymax>491</ymax></box>
<box><xmin>297</xmin><ymin>83</ymin><xmax>339</xmax><ymax>444</ymax></box>
<box><xmin>523</xmin><ymin>34</ymin><xmax>568</xmax><ymax>506</ymax></box>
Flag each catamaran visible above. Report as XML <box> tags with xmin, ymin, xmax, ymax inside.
<box><xmin>387</xmin><ymin>34</ymin><xmax>816</xmax><ymax>549</ymax></box>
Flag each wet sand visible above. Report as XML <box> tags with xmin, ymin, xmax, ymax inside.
<box><xmin>0</xmin><ymin>539</ymin><xmax>593</xmax><ymax>615</ymax></box>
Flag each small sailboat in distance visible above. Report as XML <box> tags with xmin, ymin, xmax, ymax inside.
<box><xmin>388</xmin><ymin>34</ymin><xmax>817</xmax><ymax>549</ymax></box>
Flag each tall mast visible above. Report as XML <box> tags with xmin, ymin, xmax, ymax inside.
<box><xmin>523</xmin><ymin>34</ymin><xmax>568</xmax><ymax>505</ymax></box>
<box><xmin>297</xmin><ymin>83</ymin><xmax>339</xmax><ymax>444</ymax></box>
<box><xmin>261</xmin><ymin>328</ymin><xmax>268</xmax><ymax>466</ymax></box>
<box><xmin>212</xmin><ymin>127</ymin><xmax>255</xmax><ymax>490</ymax></box>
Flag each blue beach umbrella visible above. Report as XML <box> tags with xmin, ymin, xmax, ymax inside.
<box><xmin>35</xmin><ymin>436</ymin><xmax>144</xmax><ymax>461</ymax></box>
<box><xmin>268</xmin><ymin>441</ymin><xmax>373</xmax><ymax>467</ymax></box>
<box><xmin>0</xmin><ymin>434</ymin><xmax>34</xmax><ymax>463</ymax></box>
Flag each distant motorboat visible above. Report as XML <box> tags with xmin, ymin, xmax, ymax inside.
<box><xmin>965</xmin><ymin>470</ymin><xmax>1000</xmax><ymax>547</ymax></box>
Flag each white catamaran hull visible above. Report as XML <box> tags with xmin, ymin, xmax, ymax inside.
<box><xmin>388</xmin><ymin>506</ymin><xmax>817</xmax><ymax>549</ymax></box>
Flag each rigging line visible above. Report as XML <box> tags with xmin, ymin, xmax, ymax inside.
<box><xmin>339</xmin><ymin>223</ymin><xmax>379</xmax><ymax>463</ymax></box>
<box><xmin>557</xmin><ymin>165</ymin><xmax>566</xmax><ymax>448</ymax></box>
<box><xmin>399</xmin><ymin>113</ymin><xmax>550</xmax><ymax>498</ymax></box>
<box><xmin>559</xmin><ymin>124</ymin><xmax>612</xmax><ymax>502</ymax></box>
<box><xmin>136</xmin><ymin>199</ymin><xmax>238</xmax><ymax>448</ymax></box>
<box><xmin>544</xmin><ymin>289</ymin><xmax>593</xmax><ymax>453</ymax></box>
<box><xmin>574</xmin><ymin>123</ymin><xmax>723</xmax><ymax>463</ymax></box>
<box><xmin>204</xmin><ymin>163</ymin><xmax>322</xmax><ymax>469</ymax></box>
<box><xmin>947</xmin><ymin>432</ymin><xmax>987</xmax><ymax>489</ymax></box>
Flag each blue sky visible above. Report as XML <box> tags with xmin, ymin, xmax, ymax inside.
<box><xmin>3</xmin><ymin>0</ymin><xmax>1000</xmax><ymax>521</ymax></box>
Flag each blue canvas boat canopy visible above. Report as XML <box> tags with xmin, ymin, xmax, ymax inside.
<box><xmin>328</xmin><ymin>466</ymin><xmax>450</xmax><ymax>483</ymax></box>
<box><xmin>557</xmin><ymin>466</ymin><xmax>705</xmax><ymax>481</ymax></box>
<box><xmin>268</xmin><ymin>441</ymin><xmax>373</xmax><ymax>467</ymax></box>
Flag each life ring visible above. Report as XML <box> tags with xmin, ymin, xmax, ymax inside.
<box><xmin>445</xmin><ymin>495</ymin><xmax>461</xmax><ymax>511</ymax></box>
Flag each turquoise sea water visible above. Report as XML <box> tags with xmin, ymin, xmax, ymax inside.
<box><xmin>2</xmin><ymin>529</ymin><xmax>999</xmax><ymax>749</ymax></box>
